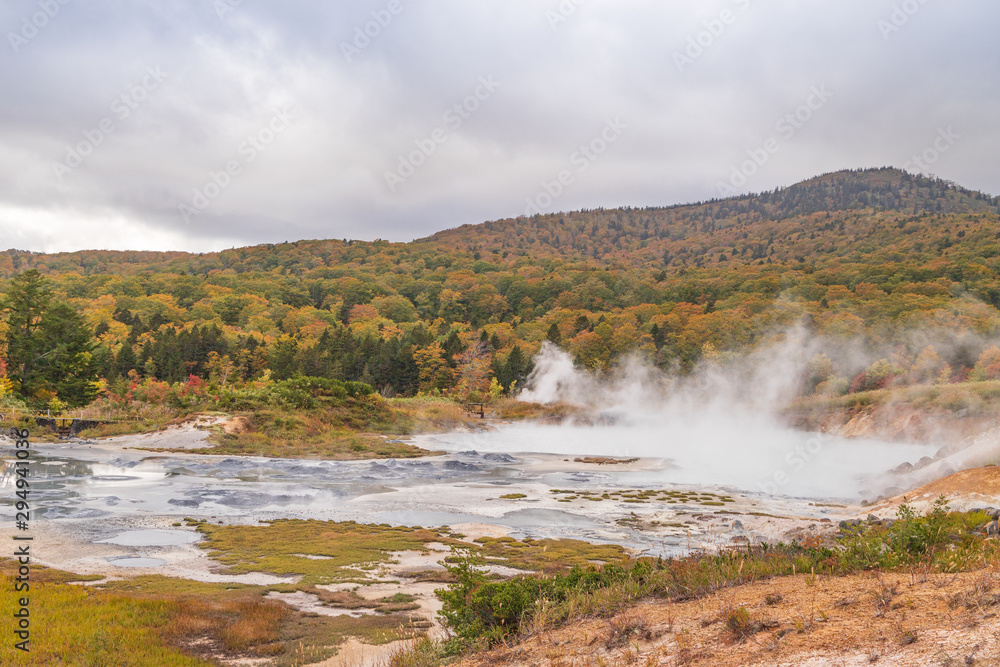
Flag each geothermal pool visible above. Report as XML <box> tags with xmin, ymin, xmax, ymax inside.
<box><xmin>421</xmin><ymin>422</ymin><xmax>940</xmax><ymax>498</ymax></box>
<box><xmin>1</xmin><ymin>422</ymin><xmax>939</xmax><ymax>563</ymax></box>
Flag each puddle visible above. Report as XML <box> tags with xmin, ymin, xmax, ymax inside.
<box><xmin>108</xmin><ymin>557</ymin><xmax>167</xmax><ymax>568</ymax></box>
<box><xmin>97</xmin><ymin>530</ymin><xmax>200</xmax><ymax>547</ymax></box>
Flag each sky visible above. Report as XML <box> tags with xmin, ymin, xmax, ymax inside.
<box><xmin>1</xmin><ymin>0</ymin><xmax>998</xmax><ymax>254</ymax></box>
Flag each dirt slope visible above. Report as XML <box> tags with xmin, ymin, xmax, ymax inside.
<box><xmin>457</xmin><ymin>570</ymin><xmax>1000</xmax><ymax>666</ymax></box>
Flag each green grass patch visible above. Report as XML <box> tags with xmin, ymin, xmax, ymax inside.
<box><xmin>0</xmin><ymin>573</ymin><xmax>209</xmax><ymax>666</ymax></box>
<box><xmin>196</xmin><ymin>519</ymin><xmax>458</xmax><ymax>585</ymax></box>
<box><xmin>472</xmin><ymin>537</ymin><xmax>628</xmax><ymax>572</ymax></box>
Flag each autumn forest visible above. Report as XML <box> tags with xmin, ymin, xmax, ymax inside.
<box><xmin>4</xmin><ymin>167</ymin><xmax>1000</xmax><ymax>413</ymax></box>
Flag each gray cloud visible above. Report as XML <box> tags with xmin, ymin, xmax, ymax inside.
<box><xmin>0</xmin><ymin>0</ymin><xmax>997</xmax><ymax>252</ymax></box>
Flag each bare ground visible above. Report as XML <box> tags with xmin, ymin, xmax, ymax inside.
<box><xmin>457</xmin><ymin>569</ymin><xmax>1000</xmax><ymax>666</ymax></box>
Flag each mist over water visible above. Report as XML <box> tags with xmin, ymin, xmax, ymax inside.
<box><xmin>482</xmin><ymin>340</ymin><xmax>940</xmax><ymax>499</ymax></box>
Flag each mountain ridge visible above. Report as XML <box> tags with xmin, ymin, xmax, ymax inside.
<box><xmin>3</xmin><ymin>167</ymin><xmax>998</xmax><ymax>279</ymax></box>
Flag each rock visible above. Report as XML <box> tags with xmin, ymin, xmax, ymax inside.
<box><xmin>991</xmin><ymin>509</ymin><xmax>1000</xmax><ymax>520</ymax></box>
<box><xmin>732</xmin><ymin>520</ymin><xmax>745</xmax><ymax>532</ymax></box>
<box><xmin>893</xmin><ymin>461</ymin><xmax>914</xmax><ymax>474</ymax></box>
<box><xmin>915</xmin><ymin>456</ymin><xmax>934</xmax><ymax>469</ymax></box>
<box><xmin>444</xmin><ymin>460</ymin><xmax>481</xmax><ymax>471</ymax></box>
<box><xmin>867</xmin><ymin>514</ymin><xmax>879</xmax><ymax>522</ymax></box>
<box><xmin>987</xmin><ymin>521</ymin><xmax>999</xmax><ymax>537</ymax></box>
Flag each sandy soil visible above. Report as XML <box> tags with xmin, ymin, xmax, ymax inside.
<box><xmin>312</xmin><ymin>637</ymin><xmax>417</xmax><ymax>667</ymax></box>
<box><xmin>457</xmin><ymin>569</ymin><xmax>1000</xmax><ymax>666</ymax></box>
<box><xmin>865</xmin><ymin>465</ymin><xmax>1000</xmax><ymax>519</ymax></box>
<box><xmin>97</xmin><ymin>414</ymin><xmax>229</xmax><ymax>451</ymax></box>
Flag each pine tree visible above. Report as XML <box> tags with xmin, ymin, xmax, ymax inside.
<box><xmin>546</xmin><ymin>323</ymin><xmax>562</xmax><ymax>345</ymax></box>
<box><xmin>2</xmin><ymin>270</ymin><xmax>98</xmax><ymax>406</ymax></box>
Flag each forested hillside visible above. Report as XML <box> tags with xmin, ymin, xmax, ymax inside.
<box><xmin>3</xmin><ymin>167</ymin><xmax>1000</xmax><ymax>408</ymax></box>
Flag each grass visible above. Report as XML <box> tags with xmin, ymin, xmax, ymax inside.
<box><xmin>605</xmin><ymin>611</ymin><xmax>661</xmax><ymax>648</ymax></box>
<box><xmin>0</xmin><ymin>575</ymin><xmax>210</xmax><ymax>666</ymax></box>
<box><xmin>0</xmin><ymin>562</ymin><xmax>209</xmax><ymax>666</ymax></box>
<box><xmin>471</xmin><ymin>536</ymin><xmax>629</xmax><ymax>572</ymax></box>
<box><xmin>197</xmin><ymin>427</ymin><xmax>430</xmax><ymax>460</ymax></box>
<box><xmin>490</xmin><ymin>398</ymin><xmax>580</xmax><ymax>421</ymax></box>
<box><xmin>173</xmin><ymin>400</ymin><xmax>437</xmax><ymax>459</ymax></box>
<box><xmin>388</xmin><ymin>396</ymin><xmax>481</xmax><ymax>431</ymax></box>
<box><xmin>0</xmin><ymin>559</ymin><xmax>431</xmax><ymax>666</ymax></box>
<box><xmin>548</xmin><ymin>488</ymin><xmax>736</xmax><ymax>507</ymax></box>
<box><xmin>574</xmin><ymin>456</ymin><xmax>639</xmax><ymax>465</ymax></box>
<box><xmin>788</xmin><ymin>380</ymin><xmax>1000</xmax><ymax>416</ymax></box>
<box><xmin>195</xmin><ymin>519</ymin><xmax>458</xmax><ymax>585</ymax></box>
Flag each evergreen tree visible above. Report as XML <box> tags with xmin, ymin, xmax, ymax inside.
<box><xmin>2</xmin><ymin>270</ymin><xmax>98</xmax><ymax>406</ymax></box>
<box><xmin>546</xmin><ymin>323</ymin><xmax>562</xmax><ymax>345</ymax></box>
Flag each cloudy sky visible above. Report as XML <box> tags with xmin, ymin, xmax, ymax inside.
<box><xmin>1</xmin><ymin>1</ymin><xmax>997</xmax><ymax>253</ymax></box>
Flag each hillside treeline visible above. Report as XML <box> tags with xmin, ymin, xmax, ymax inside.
<box><xmin>3</xmin><ymin>168</ymin><xmax>1000</xmax><ymax>408</ymax></box>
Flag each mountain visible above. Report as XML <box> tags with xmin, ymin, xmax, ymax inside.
<box><xmin>2</xmin><ymin>167</ymin><xmax>1000</xmax><ymax>398</ymax></box>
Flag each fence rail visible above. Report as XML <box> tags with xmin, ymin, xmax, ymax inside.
<box><xmin>0</xmin><ymin>409</ymin><xmax>128</xmax><ymax>436</ymax></box>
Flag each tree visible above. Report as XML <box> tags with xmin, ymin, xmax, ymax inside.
<box><xmin>971</xmin><ymin>346</ymin><xmax>1000</xmax><ymax>382</ymax></box>
<box><xmin>2</xmin><ymin>270</ymin><xmax>98</xmax><ymax>406</ymax></box>
<box><xmin>413</xmin><ymin>343</ymin><xmax>452</xmax><ymax>392</ymax></box>
<box><xmin>546</xmin><ymin>323</ymin><xmax>562</xmax><ymax>345</ymax></box>
<box><xmin>455</xmin><ymin>341</ymin><xmax>491</xmax><ymax>400</ymax></box>
<box><xmin>495</xmin><ymin>344</ymin><xmax>533</xmax><ymax>394</ymax></box>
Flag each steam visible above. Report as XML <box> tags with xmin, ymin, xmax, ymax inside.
<box><xmin>510</xmin><ymin>335</ymin><xmax>944</xmax><ymax>500</ymax></box>
<box><xmin>518</xmin><ymin>330</ymin><xmax>821</xmax><ymax>418</ymax></box>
